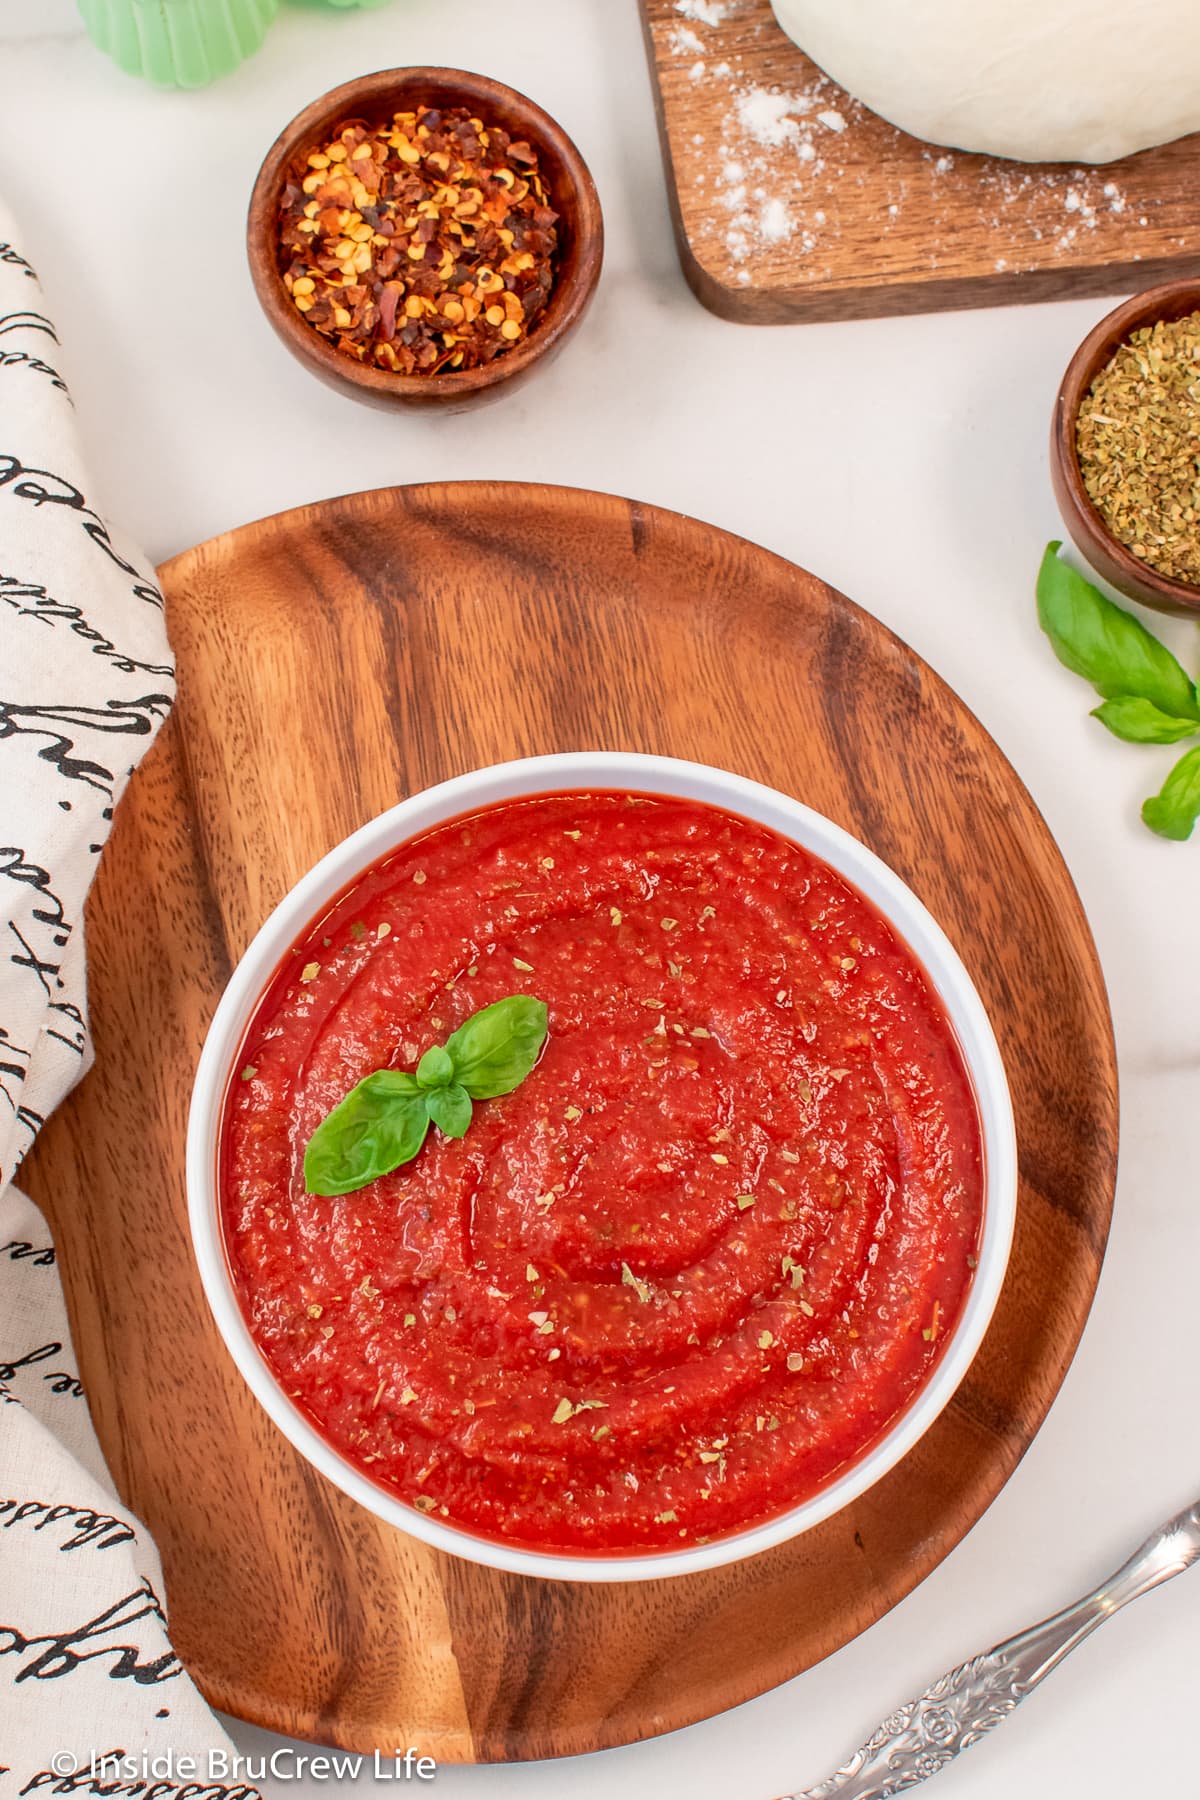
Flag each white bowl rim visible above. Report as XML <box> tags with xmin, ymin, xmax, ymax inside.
<box><xmin>187</xmin><ymin>751</ymin><xmax>1018</xmax><ymax>1583</ymax></box>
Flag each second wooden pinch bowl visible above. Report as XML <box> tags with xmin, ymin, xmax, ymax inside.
<box><xmin>1050</xmin><ymin>279</ymin><xmax>1200</xmax><ymax>618</ymax></box>
<box><xmin>247</xmin><ymin>67</ymin><xmax>604</xmax><ymax>409</ymax></box>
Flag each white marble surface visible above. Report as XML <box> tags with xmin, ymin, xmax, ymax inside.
<box><xmin>2</xmin><ymin>1</ymin><xmax>1197</xmax><ymax>1795</ymax></box>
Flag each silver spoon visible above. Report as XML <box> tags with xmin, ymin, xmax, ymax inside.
<box><xmin>780</xmin><ymin>1496</ymin><xmax>1200</xmax><ymax>1800</ymax></box>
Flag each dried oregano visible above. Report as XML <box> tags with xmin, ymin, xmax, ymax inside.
<box><xmin>1076</xmin><ymin>310</ymin><xmax>1200</xmax><ymax>586</ymax></box>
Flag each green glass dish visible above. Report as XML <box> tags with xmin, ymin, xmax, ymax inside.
<box><xmin>76</xmin><ymin>0</ymin><xmax>279</xmax><ymax>87</ymax></box>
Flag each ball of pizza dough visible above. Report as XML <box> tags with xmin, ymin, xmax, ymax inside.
<box><xmin>770</xmin><ymin>0</ymin><xmax>1200</xmax><ymax>163</ymax></box>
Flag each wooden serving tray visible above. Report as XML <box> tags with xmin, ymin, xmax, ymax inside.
<box><xmin>25</xmin><ymin>483</ymin><xmax>1117</xmax><ymax>1759</ymax></box>
<box><xmin>640</xmin><ymin>0</ymin><xmax>1200</xmax><ymax>323</ymax></box>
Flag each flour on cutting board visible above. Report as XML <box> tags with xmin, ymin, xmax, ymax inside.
<box><xmin>674</xmin><ymin>0</ymin><xmax>733</xmax><ymax>22</ymax></box>
<box><xmin>663</xmin><ymin>2</ymin><xmax>1146</xmax><ymax>279</ymax></box>
<box><xmin>718</xmin><ymin>76</ymin><xmax>852</xmax><ymax>266</ymax></box>
<box><xmin>735</xmin><ymin>86</ymin><xmax>813</xmax><ymax>149</ymax></box>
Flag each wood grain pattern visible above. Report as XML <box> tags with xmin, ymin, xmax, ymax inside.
<box><xmin>22</xmin><ymin>482</ymin><xmax>1117</xmax><ymax>1758</ymax></box>
<box><xmin>640</xmin><ymin>0</ymin><xmax>1200</xmax><ymax>324</ymax></box>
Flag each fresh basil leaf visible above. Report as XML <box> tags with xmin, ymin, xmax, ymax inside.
<box><xmin>445</xmin><ymin>995</ymin><xmax>549</xmax><ymax>1099</ymax></box>
<box><xmin>1036</xmin><ymin>543</ymin><xmax>1200</xmax><ymax>720</ymax></box>
<box><xmin>303</xmin><ymin>997</ymin><xmax>548</xmax><ymax>1188</ymax></box>
<box><xmin>303</xmin><ymin>1072</ymin><xmax>429</xmax><ymax>1196</ymax></box>
<box><xmin>1141</xmin><ymin>745</ymin><xmax>1200</xmax><ymax>841</ymax></box>
<box><xmin>424</xmin><ymin>1083</ymin><xmax>473</xmax><ymax>1138</ymax></box>
<box><xmin>416</xmin><ymin>1045</ymin><xmax>454</xmax><ymax>1090</ymax></box>
<box><xmin>1091</xmin><ymin>697</ymin><xmax>1200</xmax><ymax>745</ymax></box>
<box><xmin>361</xmin><ymin>1069</ymin><xmax>419</xmax><ymax>1096</ymax></box>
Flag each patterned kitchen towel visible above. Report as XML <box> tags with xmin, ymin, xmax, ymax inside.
<box><xmin>0</xmin><ymin>204</ymin><xmax>255</xmax><ymax>1795</ymax></box>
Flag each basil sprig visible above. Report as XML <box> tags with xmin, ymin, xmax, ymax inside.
<box><xmin>1142</xmin><ymin>746</ymin><xmax>1200</xmax><ymax>842</ymax></box>
<box><xmin>1036</xmin><ymin>543</ymin><xmax>1200</xmax><ymax>840</ymax></box>
<box><xmin>303</xmin><ymin>995</ymin><xmax>548</xmax><ymax>1197</ymax></box>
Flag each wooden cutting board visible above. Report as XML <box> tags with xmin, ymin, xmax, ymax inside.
<box><xmin>23</xmin><ymin>482</ymin><xmax>1117</xmax><ymax>1759</ymax></box>
<box><xmin>640</xmin><ymin>0</ymin><xmax>1200</xmax><ymax>322</ymax></box>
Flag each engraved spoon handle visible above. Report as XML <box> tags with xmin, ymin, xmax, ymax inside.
<box><xmin>782</xmin><ymin>1498</ymin><xmax>1200</xmax><ymax>1800</ymax></box>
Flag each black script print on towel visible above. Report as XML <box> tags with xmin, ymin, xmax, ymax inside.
<box><xmin>0</xmin><ymin>1581</ymin><xmax>180</xmax><ymax>1685</ymax></box>
<box><xmin>0</xmin><ymin>1042</ymin><xmax>44</xmax><ymax>1167</ymax></box>
<box><xmin>0</xmin><ymin>1342</ymin><xmax>84</xmax><ymax>1399</ymax></box>
<box><xmin>6</xmin><ymin>918</ymin><xmax>87</xmax><ymax>1064</ymax></box>
<box><xmin>0</xmin><ymin>1022</ymin><xmax>47</xmax><ymax>1167</ymax></box>
<box><xmin>19</xmin><ymin>1763</ymin><xmax>263</xmax><ymax>1800</ymax></box>
<box><xmin>0</xmin><ymin>576</ymin><xmax>174</xmax><ymax>678</ymax></box>
<box><xmin>0</xmin><ymin>350</ymin><xmax>68</xmax><ymax>395</ymax></box>
<box><xmin>2</xmin><ymin>1236</ymin><xmax>55</xmax><ymax>1267</ymax></box>
<box><xmin>0</xmin><ymin>1024</ymin><xmax>34</xmax><ymax>1122</ymax></box>
<box><xmin>0</xmin><ymin>455</ymin><xmax>162</xmax><ymax>609</ymax></box>
<box><xmin>0</xmin><ymin>1499</ymin><xmax>135</xmax><ymax>1553</ymax></box>
<box><xmin>0</xmin><ymin>696</ymin><xmax>171</xmax><ymax>799</ymax></box>
<box><xmin>0</xmin><ymin>300</ymin><xmax>68</xmax><ymax>392</ymax></box>
<box><xmin>0</xmin><ymin>314</ymin><xmax>66</xmax><ymax>392</ymax></box>
<box><xmin>0</xmin><ymin>244</ymin><xmax>38</xmax><ymax>281</ymax></box>
<box><xmin>1</xmin><ymin>848</ymin><xmax>72</xmax><ymax>956</ymax></box>
<box><xmin>0</xmin><ymin>312</ymin><xmax>58</xmax><ymax>344</ymax></box>
<box><xmin>0</xmin><ymin>850</ymin><xmax>85</xmax><ymax>1058</ymax></box>
<box><xmin>0</xmin><ymin>316</ymin><xmax>67</xmax><ymax>394</ymax></box>
<box><xmin>0</xmin><ymin>352</ymin><xmax>67</xmax><ymax>392</ymax></box>
<box><xmin>0</xmin><ymin>851</ymin><xmax>68</xmax><ymax>924</ymax></box>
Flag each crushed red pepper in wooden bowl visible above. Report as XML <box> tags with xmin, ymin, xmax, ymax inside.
<box><xmin>276</xmin><ymin>106</ymin><xmax>560</xmax><ymax>378</ymax></box>
<box><xmin>249</xmin><ymin>70</ymin><xmax>603</xmax><ymax>409</ymax></box>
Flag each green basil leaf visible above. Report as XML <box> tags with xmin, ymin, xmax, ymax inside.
<box><xmin>416</xmin><ymin>1045</ymin><xmax>454</xmax><ymax>1090</ymax></box>
<box><xmin>303</xmin><ymin>997</ymin><xmax>548</xmax><ymax>1188</ymax></box>
<box><xmin>445</xmin><ymin>995</ymin><xmax>549</xmax><ymax>1099</ymax></box>
<box><xmin>1091</xmin><ymin>697</ymin><xmax>1200</xmax><ymax>745</ymax></box>
<box><xmin>303</xmin><ymin>1073</ymin><xmax>429</xmax><ymax>1196</ymax></box>
<box><xmin>424</xmin><ymin>1083</ymin><xmax>473</xmax><ymax>1138</ymax></box>
<box><xmin>1141</xmin><ymin>745</ymin><xmax>1200</xmax><ymax>841</ymax></box>
<box><xmin>1036</xmin><ymin>543</ymin><xmax>1200</xmax><ymax>719</ymax></box>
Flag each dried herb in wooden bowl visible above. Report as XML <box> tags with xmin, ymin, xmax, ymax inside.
<box><xmin>276</xmin><ymin>105</ymin><xmax>559</xmax><ymax>377</ymax></box>
<box><xmin>1076</xmin><ymin>311</ymin><xmax>1200</xmax><ymax>588</ymax></box>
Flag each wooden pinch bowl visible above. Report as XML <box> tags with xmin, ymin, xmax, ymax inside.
<box><xmin>1050</xmin><ymin>279</ymin><xmax>1200</xmax><ymax>617</ymax></box>
<box><xmin>246</xmin><ymin>68</ymin><xmax>604</xmax><ymax>409</ymax></box>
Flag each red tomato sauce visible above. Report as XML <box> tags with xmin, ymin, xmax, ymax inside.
<box><xmin>221</xmin><ymin>791</ymin><xmax>983</xmax><ymax>1555</ymax></box>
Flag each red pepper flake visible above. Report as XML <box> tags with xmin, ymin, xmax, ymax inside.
<box><xmin>276</xmin><ymin>105</ymin><xmax>560</xmax><ymax>376</ymax></box>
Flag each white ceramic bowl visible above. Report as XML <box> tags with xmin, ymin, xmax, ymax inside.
<box><xmin>188</xmin><ymin>752</ymin><xmax>1017</xmax><ymax>1583</ymax></box>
